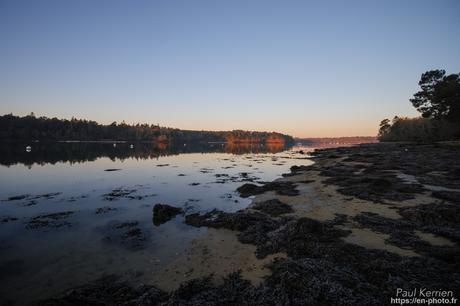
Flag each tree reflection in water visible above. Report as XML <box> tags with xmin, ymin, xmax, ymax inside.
<box><xmin>0</xmin><ymin>141</ymin><xmax>291</xmax><ymax>167</ymax></box>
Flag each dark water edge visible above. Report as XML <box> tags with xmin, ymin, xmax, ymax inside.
<box><xmin>0</xmin><ymin>141</ymin><xmax>292</xmax><ymax>167</ymax></box>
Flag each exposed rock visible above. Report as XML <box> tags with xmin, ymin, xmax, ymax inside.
<box><xmin>256</xmin><ymin>217</ymin><xmax>350</xmax><ymax>259</ymax></box>
<box><xmin>185</xmin><ymin>209</ymin><xmax>287</xmax><ymax>248</ymax></box>
<box><xmin>213</xmin><ymin>172</ymin><xmax>261</xmax><ymax>184</ymax></box>
<box><xmin>34</xmin><ymin>275</ymin><xmax>167</xmax><ymax>306</ymax></box>
<box><xmin>399</xmin><ymin>202</ymin><xmax>460</xmax><ymax>243</ymax></box>
<box><xmin>152</xmin><ymin>204</ymin><xmax>183</xmax><ymax>226</ymax></box>
<box><xmin>251</xmin><ymin>199</ymin><xmax>293</xmax><ymax>217</ymax></box>
<box><xmin>315</xmin><ymin>143</ymin><xmax>460</xmax><ymax>189</ymax></box>
<box><xmin>321</xmin><ymin>165</ymin><xmax>425</xmax><ymax>203</ymax></box>
<box><xmin>354</xmin><ymin>209</ymin><xmax>460</xmax><ymax>263</ymax></box>
<box><xmin>237</xmin><ymin>181</ymin><xmax>299</xmax><ymax>198</ymax></box>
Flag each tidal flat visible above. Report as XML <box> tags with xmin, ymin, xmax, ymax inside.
<box><xmin>0</xmin><ymin>142</ymin><xmax>308</xmax><ymax>305</ymax></box>
<box><xmin>1</xmin><ymin>142</ymin><xmax>459</xmax><ymax>305</ymax></box>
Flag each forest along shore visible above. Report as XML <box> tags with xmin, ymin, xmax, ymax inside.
<box><xmin>37</xmin><ymin>142</ymin><xmax>460</xmax><ymax>305</ymax></box>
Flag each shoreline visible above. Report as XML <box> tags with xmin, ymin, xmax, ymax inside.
<box><xmin>152</xmin><ymin>141</ymin><xmax>459</xmax><ymax>289</ymax></box>
<box><xmin>36</xmin><ymin>142</ymin><xmax>460</xmax><ymax>305</ymax></box>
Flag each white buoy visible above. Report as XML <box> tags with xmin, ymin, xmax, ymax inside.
<box><xmin>113</xmin><ymin>143</ymin><xmax>117</xmax><ymax>147</ymax></box>
<box><xmin>26</xmin><ymin>146</ymin><xmax>31</xmax><ymax>152</ymax></box>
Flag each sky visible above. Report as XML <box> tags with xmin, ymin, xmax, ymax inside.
<box><xmin>0</xmin><ymin>0</ymin><xmax>459</xmax><ymax>137</ymax></box>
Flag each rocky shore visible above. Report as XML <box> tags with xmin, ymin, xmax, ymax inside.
<box><xmin>36</xmin><ymin>142</ymin><xmax>460</xmax><ymax>305</ymax></box>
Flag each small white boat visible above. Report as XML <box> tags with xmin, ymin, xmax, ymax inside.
<box><xmin>130</xmin><ymin>144</ymin><xmax>134</xmax><ymax>149</ymax></box>
<box><xmin>26</xmin><ymin>146</ymin><xmax>31</xmax><ymax>152</ymax></box>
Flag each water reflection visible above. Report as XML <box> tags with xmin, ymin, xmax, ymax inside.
<box><xmin>0</xmin><ymin>142</ymin><xmax>308</xmax><ymax>305</ymax></box>
<box><xmin>0</xmin><ymin>141</ymin><xmax>291</xmax><ymax>167</ymax></box>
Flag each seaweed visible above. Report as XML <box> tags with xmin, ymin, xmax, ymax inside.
<box><xmin>26</xmin><ymin>211</ymin><xmax>75</xmax><ymax>229</ymax></box>
<box><xmin>251</xmin><ymin>199</ymin><xmax>293</xmax><ymax>217</ymax></box>
<box><xmin>237</xmin><ymin>181</ymin><xmax>299</xmax><ymax>198</ymax></box>
<box><xmin>102</xmin><ymin>221</ymin><xmax>147</xmax><ymax>250</ymax></box>
<box><xmin>152</xmin><ymin>204</ymin><xmax>183</xmax><ymax>226</ymax></box>
<box><xmin>95</xmin><ymin>206</ymin><xmax>117</xmax><ymax>214</ymax></box>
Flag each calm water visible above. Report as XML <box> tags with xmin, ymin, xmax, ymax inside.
<box><xmin>0</xmin><ymin>142</ymin><xmax>313</xmax><ymax>305</ymax></box>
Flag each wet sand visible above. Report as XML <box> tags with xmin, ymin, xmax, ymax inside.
<box><xmin>153</xmin><ymin>228</ymin><xmax>286</xmax><ymax>291</ymax></box>
<box><xmin>152</xmin><ymin>144</ymin><xmax>458</xmax><ymax>288</ymax></box>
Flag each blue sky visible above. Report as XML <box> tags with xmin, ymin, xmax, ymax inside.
<box><xmin>0</xmin><ymin>0</ymin><xmax>459</xmax><ymax>137</ymax></box>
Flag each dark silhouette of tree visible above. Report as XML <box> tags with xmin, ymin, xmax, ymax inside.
<box><xmin>410</xmin><ymin>69</ymin><xmax>460</xmax><ymax>122</ymax></box>
<box><xmin>378</xmin><ymin>119</ymin><xmax>391</xmax><ymax>138</ymax></box>
<box><xmin>379</xmin><ymin>69</ymin><xmax>460</xmax><ymax>142</ymax></box>
<box><xmin>0</xmin><ymin>114</ymin><xmax>295</xmax><ymax>144</ymax></box>
<box><xmin>378</xmin><ymin>116</ymin><xmax>457</xmax><ymax>142</ymax></box>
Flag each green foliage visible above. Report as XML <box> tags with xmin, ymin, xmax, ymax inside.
<box><xmin>0</xmin><ymin>114</ymin><xmax>294</xmax><ymax>144</ymax></box>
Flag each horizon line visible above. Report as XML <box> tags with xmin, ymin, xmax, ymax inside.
<box><xmin>1</xmin><ymin>112</ymin><xmax>378</xmax><ymax>139</ymax></box>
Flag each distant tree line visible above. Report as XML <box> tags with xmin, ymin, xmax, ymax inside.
<box><xmin>379</xmin><ymin>69</ymin><xmax>460</xmax><ymax>142</ymax></box>
<box><xmin>0</xmin><ymin>113</ymin><xmax>294</xmax><ymax>144</ymax></box>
